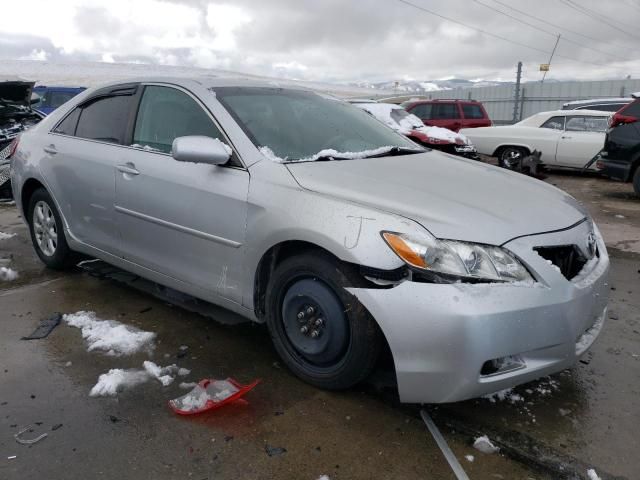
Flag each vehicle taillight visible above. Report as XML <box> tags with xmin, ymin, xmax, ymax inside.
<box><xmin>7</xmin><ymin>137</ymin><xmax>20</xmax><ymax>159</ymax></box>
<box><xmin>610</xmin><ymin>113</ymin><xmax>638</xmax><ymax>128</ymax></box>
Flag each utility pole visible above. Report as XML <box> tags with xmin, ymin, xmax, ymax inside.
<box><xmin>513</xmin><ymin>61</ymin><xmax>522</xmax><ymax>123</ymax></box>
<box><xmin>541</xmin><ymin>34</ymin><xmax>561</xmax><ymax>83</ymax></box>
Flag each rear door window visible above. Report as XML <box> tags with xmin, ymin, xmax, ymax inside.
<box><xmin>431</xmin><ymin>103</ymin><xmax>459</xmax><ymax>119</ymax></box>
<box><xmin>410</xmin><ymin>103</ymin><xmax>431</xmax><ymax>119</ymax></box>
<box><xmin>462</xmin><ymin>104</ymin><xmax>485</xmax><ymax>119</ymax></box>
<box><xmin>132</xmin><ymin>85</ymin><xmax>223</xmax><ymax>154</ymax></box>
<box><xmin>621</xmin><ymin>100</ymin><xmax>640</xmax><ymax>116</ymax></box>
<box><xmin>75</xmin><ymin>95</ymin><xmax>133</xmax><ymax>144</ymax></box>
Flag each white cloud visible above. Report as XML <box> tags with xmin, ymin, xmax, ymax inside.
<box><xmin>20</xmin><ymin>49</ymin><xmax>49</xmax><ymax>61</ymax></box>
<box><xmin>206</xmin><ymin>3</ymin><xmax>252</xmax><ymax>51</ymax></box>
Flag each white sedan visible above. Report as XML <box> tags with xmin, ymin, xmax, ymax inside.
<box><xmin>460</xmin><ymin>110</ymin><xmax>610</xmax><ymax>170</ymax></box>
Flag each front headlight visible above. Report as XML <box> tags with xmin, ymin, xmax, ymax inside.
<box><xmin>382</xmin><ymin>231</ymin><xmax>533</xmax><ymax>283</ymax></box>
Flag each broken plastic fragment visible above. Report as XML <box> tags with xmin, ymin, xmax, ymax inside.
<box><xmin>14</xmin><ymin>426</ymin><xmax>48</xmax><ymax>445</ymax></box>
<box><xmin>169</xmin><ymin>378</ymin><xmax>260</xmax><ymax>415</ymax></box>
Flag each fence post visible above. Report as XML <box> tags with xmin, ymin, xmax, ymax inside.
<box><xmin>520</xmin><ymin>87</ymin><xmax>526</xmax><ymax>121</ymax></box>
<box><xmin>513</xmin><ymin>61</ymin><xmax>522</xmax><ymax>123</ymax></box>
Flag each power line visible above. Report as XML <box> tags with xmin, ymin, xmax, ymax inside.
<box><xmin>473</xmin><ymin>0</ymin><xmax>630</xmax><ymax>62</ymax></box>
<box><xmin>491</xmin><ymin>0</ymin><xmax>637</xmax><ymax>55</ymax></box>
<box><xmin>396</xmin><ymin>0</ymin><xmax>609</xmax><ymax>67</ymax></box>
<box><xmin>559</xmin><ymin>0</ymin><xmax>640</xmax><ymax>41</ymax></box>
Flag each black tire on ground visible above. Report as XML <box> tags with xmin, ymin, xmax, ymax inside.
<box><xmin>265</xmin><ymin>251</ymin><xmax>382</xmax><ymax>390</ymax></box>
<box><xmin>498</xmin><ymin>146</ymin><xmax>529</xmax><ymax>170</ymax></box>
<box><xmin>27</xmin><ymin>188</ymin><xmax>77</xmax><ymax>269</ymax></box>
<box><xmin>633</xmin><ymin>166</ymin><xmax>640</xmax><ymax>196</ymax></box>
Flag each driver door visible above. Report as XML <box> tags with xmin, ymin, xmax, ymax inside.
<box><xmin>114</xmin><ymin>84</ymin><xmax>249</xmax><ymax>304</ymax></box>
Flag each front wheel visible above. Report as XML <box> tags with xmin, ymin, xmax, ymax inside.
<box><xmin>498</xmin><ymin>147</ymin><xmax>528</xmax><ymax>170</ymax></box>
<box><xmin>265</xmin><ymin>252</ymin><xmax>381</xmax><ymax>390</ymax></box>
<box><xmin>27</xmin><ymin>188</ymin><xmax>77</xmax><ymax>269</ymax></box>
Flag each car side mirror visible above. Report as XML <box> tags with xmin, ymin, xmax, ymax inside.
<box><xmin>171</xmin><ymin>136</ymin><xmax>232</xmax><ymax>165</ymax></box>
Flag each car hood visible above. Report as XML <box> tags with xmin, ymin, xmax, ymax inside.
<box><xmin>285</xmin><ymin>151</ymin><xmax>587</xmax><ymax>245</ymax></box>
<box><xmin>0</xmin><ymin>80</ymin><xmax>35</xmax><ymax>110</ymax></box>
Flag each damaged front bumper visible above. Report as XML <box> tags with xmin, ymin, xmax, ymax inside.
<box><xmin>349</xmin><ymin>221</ymin><xmax>610</xmax><ymax>403</ymax></box>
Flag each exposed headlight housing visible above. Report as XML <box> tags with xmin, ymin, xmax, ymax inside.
<box><xmin>382</xmin><ymin>231</ymin><xmax>533</xmax><ymax>283</ymax></box>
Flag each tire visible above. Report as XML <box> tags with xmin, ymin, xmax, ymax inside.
<box><xmin>498</xmin><ymin>146</ymin><xmax>528</xmax><ymax>170</ymax></box>
<box><xmin>265</xmin><ymin>251</ymin><xmax>381</xmax><ymax>390</ymax></box>
<box><xmin>27</xmin><ymin>188</ymin><xmax>77</xmax><ymax>269</ymax></box>
<box><xmin>633</xmin><ymin>166</ymin><xmax>640</xmax><ymax>196</ymax></box>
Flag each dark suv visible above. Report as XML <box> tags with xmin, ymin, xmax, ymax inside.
<box><xmin>401</xmin><ymin>99</ymin><xmax>491</xmax><ymax>132</ymax></box>
<box><xmin>598</xmin><ymin>97</ymin><xmax>640</xmax><ymax>195</ymax></box>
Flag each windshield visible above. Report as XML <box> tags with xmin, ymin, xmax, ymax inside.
<box><xmin>214</xmin><ymin>87</ymin><xmax>422</xmax><ymax>161</ymax></box>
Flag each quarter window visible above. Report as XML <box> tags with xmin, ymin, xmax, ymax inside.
<box><xmin>53</xmin><ymin>108</ymin><xmax>81</xmax><ymax>136</ymax></box>
<box><xmin>132</xmin><ymin>86</ymin><xmax>223</xmax><ymax>154</ymax></box>
<box><xmin>75</xmin><ymin>95</ymin><xmax>132</xmax><ymax>144</ymax></box>
<box><xmin>540</xmin><ymin>116</ymin><xmax>565</xmax><ymax>130</ymax></box>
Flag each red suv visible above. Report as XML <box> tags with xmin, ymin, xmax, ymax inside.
<box><xmin>401</xmin><ymin>99</ymin><xmax>491</xmax><ymax>132</ymax></box>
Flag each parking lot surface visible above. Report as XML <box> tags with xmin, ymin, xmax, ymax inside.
<box><xmin>1</xmin><ymin>171</ymin><xmax>638</xmax><ymax>479</ymax></box>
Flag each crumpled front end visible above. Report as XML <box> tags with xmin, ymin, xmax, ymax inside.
<box><xmin>349</xmin><ymin>220</ymin><xmax>609</xmax><ymax>404</ymax></box>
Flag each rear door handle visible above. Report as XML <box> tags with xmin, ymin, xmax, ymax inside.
<box><xmin>43</xmin><ymin>145</ymin><xmax>57</xmax><ymax>154</ymax></box>
<box><xmin>117</xmin><ymin>163</ymin><xmax>140</xmax><ymax>176</ymax></box>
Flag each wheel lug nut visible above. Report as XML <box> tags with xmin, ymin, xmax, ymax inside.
<box><xmin>300</xmin><ymin>326</ymin><xmax>308</xmax><ymax>334</ymax></box>
<box><xmin>315</xmin><ymin>318</ymin><xmax>324</xmax><ymax>326</ymax></box>
<box><xmin>306</xmin><ymin>306</ymin><xmax>315</xmax><ymax>315</ymax></box>
<box><xmin>297</xmin><ymin>312</ymin><xmax>305</xmax><ymax>320</ymax></box>
<box><xmin>311</xmin><ymin>330</ymin><xmax>320</xmax><ymax>338</ymax></box>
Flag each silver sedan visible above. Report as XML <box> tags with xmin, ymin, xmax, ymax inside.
<box><xmin>9</xmin><ymin>78</ymin><xmax>609</xmax><ymax>403</ymax></box>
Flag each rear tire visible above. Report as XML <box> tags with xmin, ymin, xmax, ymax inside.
<box><xmin>498</xmin><ymin>146</ymin><xmax>528</xmax><ymax>170</ymax></box>
<box><xmin>27</xmin><ymin>188</ymin><xmax>77</xmax><ymax>269</ymax></box>
<box><xmin>265</xmin><ymin>252</ymin><xmax>381</xmax><ymax>390</ymax></box>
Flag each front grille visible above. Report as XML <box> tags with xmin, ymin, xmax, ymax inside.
<box><xmin>534</xmin><ymin>245</ymin><xmax>592</xmax><ymax>280</ymax></box>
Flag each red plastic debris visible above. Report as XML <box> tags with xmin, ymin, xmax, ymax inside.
<box><xmin>169</xmin><ymin>378</ymin><xmax>260</xmax><ymax>415</ymax></box>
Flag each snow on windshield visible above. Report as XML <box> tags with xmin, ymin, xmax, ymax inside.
<box><xmin>259</xmin><ymin>145</ymin><xmax>404</xmax><ymax>163</ymax></box>
<box><xmin>356</xmin><ymin>103</ymin><xmax>470</xmax><ymax>145</ymax></box>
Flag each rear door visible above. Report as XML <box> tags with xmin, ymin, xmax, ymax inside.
<box><xmin>45</xmin><ymin>85</ymin><xmax>138</xmax><ymax>254</ymax></box>
<box><xmin>425</xmin><ymin>103</ymin><xmax>463</xmax><ymax>131</ymax></box>
<box><xmin>461</xmin><ymin>103</ymin><xmax>490</xmax><ymax>128</ymax></box>
<box><xmin>114</xmin><ymin>84</ymin><xmax>249</xmax><ymax>304</ymax></box>
<box><xmin>555</xmin><ymin>115</ymin><xmax>608</xmax><ymax>168</ymax></box>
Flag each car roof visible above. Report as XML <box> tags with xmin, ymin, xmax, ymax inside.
<box><xmin>407</xmin><ymin>98</ymin><xmax>481</xmax><ymax>104</ymax></box>
<box><xmin>517</xmin><ymin>109</ymin><xmax>611</xmax><ymax>126</ymax></box>
<box><xmin>82</xmin><ymin>76</ymin><xmax>316</xmax><ymax>93</ymax></box>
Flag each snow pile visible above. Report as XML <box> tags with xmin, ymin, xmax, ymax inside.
<box><xmin>587</xmin><ymin>469</ymin><xmax>602</xmax><ymax>480</ymax></box>
<box><xmin>417</xmin><ymin>125</ymin><xmax>470</xmax><ymax>144</ymax></box>
<box><xmin>178</xmin><ymin>367</ymin><xmax>191</xmax><ymax>376</ymax></box>
<box><xmin>0</xmin><ymin>267</ymin><xmax>18</xmax><ymax>281</ymax></box>
<box><xmin>473</xmin><ymin>435</ymin><xmax>499</xmax><ymax>454</ymax></box>
<box><xmin>63</xmin><ymin>311</ymin><xmax>156</xmax><ymax>356</ymax></box>
<box><xmin>89</xmin><ymin>368</ymin><xmax>150</xmax><ymax>397</ymax></box>
<box><xmin>143</xmin><ymin>361</ymin><xmax>179</xmax><ymax>386</ymax></box>
<box><xmin>0</xmin><ymin>231</ymin><xmax>16</xmax><ymax>240</ymax></box>
<box><xmin>464</xmin><ymin>455</ymin><xmax>474</xmax><ymax>462</ymax></box>
<box><xmin>260</xmin><ymin>145</ymin><xmax>402</xmax><ymax>163</ymax></box>
<box><xmin>171</xmin><ymin>386</ymin><xmax>211</xmax><ymax>411</ymax></box>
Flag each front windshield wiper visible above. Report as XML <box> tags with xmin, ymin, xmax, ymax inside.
<box><xmin>360</xmin><ymin>146</ymin><xmax>425</xmax><ymax>159</ymax></box>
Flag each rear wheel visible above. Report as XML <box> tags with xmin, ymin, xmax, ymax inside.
<box><xmin>265</xmin><ymin>252</ymin><xmax>381</xmax><ymax>390</ymax></box>
<box><xmin>498</xmin><ymin>147</ymin><xmax>528</xmax><ymax>170</ymax></box>
<box><xmin>27</xmin><ymin>188</ymin><xmax>77</xmax><ymax>269</ymax></box>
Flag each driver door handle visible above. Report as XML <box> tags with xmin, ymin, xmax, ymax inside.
<box><xmin>117</xmin><ymin>163</ymin><xmax>140</xmax><ymax>176</ymax></box>
<box><xmin>43</xmin><ymin>145</ymin><xmax>57</xmax><ymax>155</ymax></box>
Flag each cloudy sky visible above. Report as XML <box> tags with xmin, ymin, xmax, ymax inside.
<box><xmin>1</xmin><ymin>0</ymin><xmax>639</xmax><ymax>84</ymax></box>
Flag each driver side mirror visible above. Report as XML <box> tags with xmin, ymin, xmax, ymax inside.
<box><xmin>171</xmin><ymin>136</ymin><xmax>232</xmax><ymax>165</ymax></box>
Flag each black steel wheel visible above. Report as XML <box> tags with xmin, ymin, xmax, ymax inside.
<box><xmin>265</xmin><ymin>251</ymin><xmax>381</xmax><ymax>390</ymax></box>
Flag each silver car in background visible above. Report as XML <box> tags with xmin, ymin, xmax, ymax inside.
<box><xmin>9</xmin><ymin>78</ymin><xmax>609</xmax><ymax>403</ymax></box>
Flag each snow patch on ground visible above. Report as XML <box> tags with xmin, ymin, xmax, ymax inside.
<box><xmin>464</xmin><ymin>455</ymin><xmax>474</xmax><ymax>462</ymax></box>
<box><xmin>473</xmin><ymin>435</ymin><xmax>499</xmax><ymax>454</ymax></box>
<box><xmin>63</xmin><ymin>311</ymin><xmax>156</xmax><ymax>356</ymax></box>
<box><xmin>178</xmin><ymin>368</ymin><xmax>191</xmax><ymax>376</ymax></box>
<box><xmin>0</xmin><ymin>231</ymin><xmax>16</xmax><ymax>240</ymax></box>
<box><xmin>587</xmin><ymin>468</ymin><xmax>602</xmax><ymax>480</ymax></box>
<box><xmin>143</xmin><ymin>361</ymin><xmax>178</xmax><ymax>386</ymax></box>
<box><xmin>179</xmin><ymin>382</ymin><xmax>198</xmax><ymax>389</ymax></box>
<box><xmin>0</xmin><ymin>267</ymin><xmax>18</xmax><ymax>281</ymax></box>
<box><xmin>483</xmin><ymin>388</ymin><xmax>524</xmax><ymax>404</ymax></box>
<box><xmin>89</xmin><ymin>368</ymin><xmax>150</xmax><ymax>397</ymax></box>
